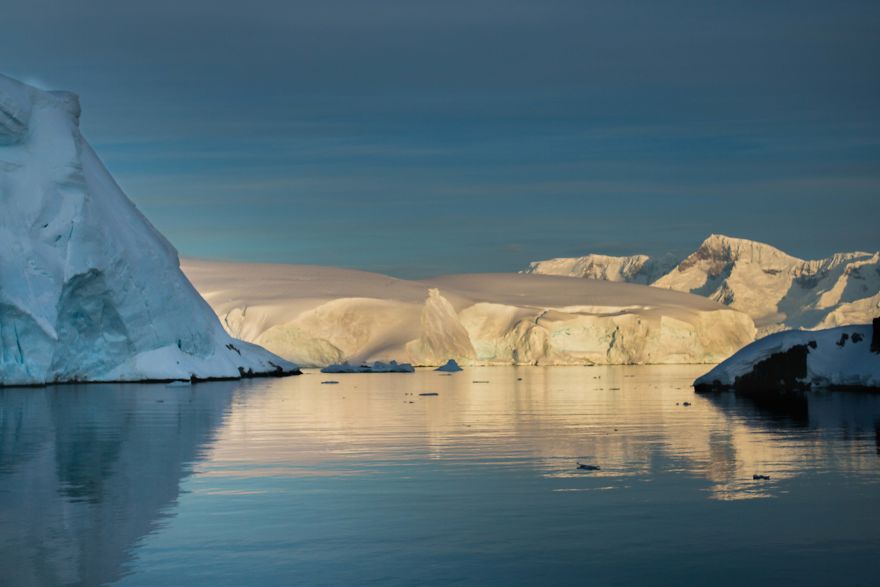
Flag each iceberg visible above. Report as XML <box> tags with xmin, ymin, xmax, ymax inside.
<box><xmin>183</xmin><ymin>260</ymin><xmax>756</xmax><ymax>368</ymax></box>
<box><xmin>435</xmin><ymin>359</ymin><xmax>463</xmax><ymax>372</ymax></box>
<box><xmin>694</xmin><ymin>318</ymin><xmax>880</xmax><ymax>392</ymax></box>
<box><xmin>320</xmin><ymin>360</ymin><xmax>415</xmax><ymax>373</ymax></box>
<box><xmin>0</xmin><ymin>74</ymin><xmax>299</xmax><ymax>385</ymax></box>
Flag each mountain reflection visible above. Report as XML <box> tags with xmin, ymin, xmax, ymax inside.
<box><xmin>0</xmin><ymin>382</ymin><xmax>238</xmax><ymax>587</ymax></box>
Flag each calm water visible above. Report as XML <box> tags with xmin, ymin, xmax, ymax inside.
<box><xmin>1</xmin><ymin>366</ymin><xmax>879</xmax><ymax>586</ymax></box>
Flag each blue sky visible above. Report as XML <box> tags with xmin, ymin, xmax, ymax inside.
<box><xmin>3</xmin><ymin>0</ymin><xmax>879</xmax><ymax>277</ymax></box>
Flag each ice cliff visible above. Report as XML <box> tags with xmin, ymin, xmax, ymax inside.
<box><xmin>183</xmin><ymin>260</ymin><xmax>756</xmax><ymax>368</ymax></box>
<box><xmin>0</xmin><ymin>74</ymin><xmax>298</xmax><ymax>385</ymax></box>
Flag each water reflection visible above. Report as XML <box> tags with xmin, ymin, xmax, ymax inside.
<box><xmin>0</xmin><ymin>382</ymin><xmax>238</xmax><ymax>586</ymax></box>
<box><xmin>1</xmin><ymin>368</ymin><xmax>879</xmax><ymax>586</ymax></box>
<box><xmin>202</xmin><ymin>367</ymin><xmax>880</xmax><ymax>501</ymax></box>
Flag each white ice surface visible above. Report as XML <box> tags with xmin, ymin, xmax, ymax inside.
<box><xmin>526</xmin><ymin>234</ymin><xmax>880</xmax><ymax>336</ymax></box>
<box><xmin>0</xmin><ymin>74</ymin><xmax>297</xmax><ymax>385</ymax></box>
<box><xmin>183</xmin><ymin>260</ymin><xmax>756</xmax><ymax>368</ymax></box>
<box><xmin>695</xmin><ymin>324</ymin><xmax>879</xmax><ymax>389</ymax></box>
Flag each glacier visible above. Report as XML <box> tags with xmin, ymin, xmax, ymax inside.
<box><xmin>182</xmin><ymin>259</ymin><xmax>756</xmax><ymax>368</ymax></box>
<box><xmin>526</xmin><ymin>234</ymin><xmax>880</xmax><ymax>336</ymax></box>
<box><xmin>0</xmin><ymin>74</ymin><xmax>298</xmax><ymax>385</ymax></box>
<box><xmin>694</xmin><ymin>319</ymin><xmax>880</xmax><ymax>392</ymax></box>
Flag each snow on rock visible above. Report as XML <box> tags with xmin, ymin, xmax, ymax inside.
<box><xmin>525</xmin><ymin>253</ymin><xmax>676</xmax><ymax>284</ymax></box>
<box><xmin>435</xmin><ymin>359</ymin><xmax>463</xmax><ymax>372</ymax></box>
<box><xmin>182</xmin><ymin>260</ymin><xmax>756</xmax><ymax>368</ymax></box>
<box><xmin>0</xmin><ymin>74</ymin><xmax>298</xmax><ymax>385</ymax></box>
<box><xmin>320</xmin><ymin>360</ymin><xmax>415</xmax><ymax>373</ymax></box>
<box><xmin>524</xmin><ymin>234</ymin><xmax>880</xmax><ymax>336</ymax></box>
<box><xmin>694</xmin><ymin>319</ymin><xmax>880</xmax><ymax>392</ymax></box>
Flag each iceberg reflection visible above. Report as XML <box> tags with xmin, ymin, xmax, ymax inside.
<box><xmin>0</xmin><ymin>381</ymin><xmax>239</xmax><ymax>586</ymax></box>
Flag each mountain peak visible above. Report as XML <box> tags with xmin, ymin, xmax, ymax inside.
<box><xmin>696</xmin><ymin>234</ymin><xmax>794</xmax><ymax>263</ymax></box>
<box><xmin>524</xmin><ymin>234</ymin><xmax>880</xmax><ymax>335</ymax></box>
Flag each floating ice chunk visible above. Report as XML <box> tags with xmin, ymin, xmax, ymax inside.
<box><xmin>435</xmin><ymin>359</ymin><xmax>463</xmax><ymax>372</ymax></box>
<box><xmin>320</xmin><ymin>360</ymin><xmax>414</xmax><ymax>373</ymax></box>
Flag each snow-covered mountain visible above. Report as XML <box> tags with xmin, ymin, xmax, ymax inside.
<box><xmin>525</xmin><ymin>234</ymin><xmax>880</xmax><ymax>335</ymax></box>
<box><xmin>0</xmin><ymin>74</ymin><xmax>298</xmax><ymax>385</ymax></box>
<box><xmin>183</xmin><ymin>259</ymin><xmax>755</xmax><ymax>368</ymax></box>
<box><xmin>525</xmin><ymin>253</ymin><xmax>677</xmax><ymax>285</ymax></box>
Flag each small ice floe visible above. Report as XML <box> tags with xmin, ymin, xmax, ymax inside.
<box><xmin>419</xmin><ymin>392</ymin><xmax>439</xmax><ymax>396</ymax></box>
<box><xmin>753</xmin><ymin>474</ymin><xmax>771</xmax><ymax>480</ymax></box>
<box><xmin>435</xmin><ymin>359</ymin><xmax>463</xmax><ymax>372</ymax></box>
<box><xmin>321</xmin><ymin>381</ymin><xmax>339</xmax><ymax>385</ymax></box>
<box><xmin>321</xmin><ymin>360</ymin><xmax>414</xmax><ymax>373</ymax></box>
<box><xmin>577</xmin><ymin>463</ymin><xmax>601</xmax><ymax>471</ymax></box>
<box><xmin>166</xmin><ymin>380</ymin><xmax>191</xmax><ymax>387</ymax></box>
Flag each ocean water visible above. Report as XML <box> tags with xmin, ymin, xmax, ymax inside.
<box><xmin>1</xmin><ymin>366</ymin><xmax>878</xmax><ymax>586</ymax></box>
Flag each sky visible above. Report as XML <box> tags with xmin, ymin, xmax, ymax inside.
<box><xmin>3</xmin><ymin>0</ymin><xmax>879</xmax><ymax>277</ymax></box>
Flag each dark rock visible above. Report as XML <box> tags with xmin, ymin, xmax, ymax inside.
<box><xmin>872</xmin><ymin>317</ymin><xmax>880</xmax><ymax>353</ymax></box>
<box><xmin>577</xmin><ymin>463</ymin><xmax>601</xmax><ymax>471</ymax></box>
<box><xmin>836</xmin><ymin>333</ymin><xmax>849</xmax><ymax>347</ymax></box>
<box><xmin>697</xmin><ymin>344</ymin><xmax>811</xmax><ymax>394</ymax></box>
<box><xmin>753</xmin><ymin>474</ymin><xmax>771</xmax><ymax>480</ymax></box>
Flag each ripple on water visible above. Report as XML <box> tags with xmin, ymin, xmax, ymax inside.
<box><xmin>1</xmin><ymin>366</ymin><xmax>879</xmax><ymax>586</ymax></box>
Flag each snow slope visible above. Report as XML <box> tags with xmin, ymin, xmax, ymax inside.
<box><xmin>694</xmin><ymin>322</ymin><xmax>880</xmax><ymax>391</ymax></box>
<box><xmin>0</xmin><ymin>74</ymin><xmax>298</xmax><ymax>385</ymax></box>
<box><xmin>183</xmin><ymin>259</ymin><xmax>756</xmax><ymax>368</ymax></box>
<box><xmin>525</xmin><ymin>253</ymin><xmax>677</xmax><ymax>285</ymax></box>
<box><xmin>525</xmin><ymin>234</ymin><xmax>880</xmax><ymax>335</ymax></box>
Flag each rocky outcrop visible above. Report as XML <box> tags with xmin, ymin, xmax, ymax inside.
<box><xmin>872</xmin><ymin>317</ymin><xmax>880</xmax><ymax>354</ymax></box>
<box><xmin>694</xmin><ymin>323</ymin><xmax>879</xmax><ymax>393</ymax></box>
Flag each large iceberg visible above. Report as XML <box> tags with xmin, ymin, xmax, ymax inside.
<box><xmin>183</xmin><ymin>259</ymin><xmax>756</xmax><ymax>368</ymax></box>
<box><xmin>694</xmin><ymin>319</ymin><xmax>880</xmax><ymax>392</ymax></box>
<box><xmin>0</xmin><ymin>74</ymin><xmax>298</xmax><ymax>385</ymax></box>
